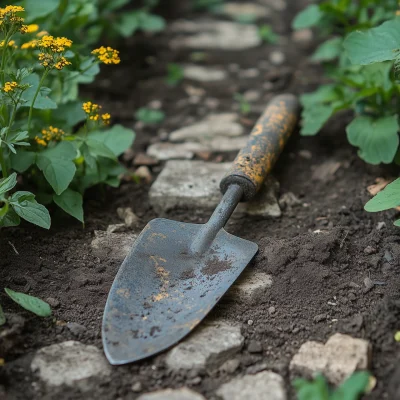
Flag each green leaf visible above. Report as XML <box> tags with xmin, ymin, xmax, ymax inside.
<box><xmin>0</xmin><ymin>173</ymin><xmax>17</xmax><ymax>196</ymax></box>
<box><xmin>25</xmin><ymin>0</ymin><xmax>61</xmax><ymax>20</ymax></box>
<box><xmin>292</xmin><ymin>4</ymin><xmax>323</xmax><ymax>30</ymax></box>
<box><xmin>21</xmin><ymin>74</ymin><xmax>57</xmax><ymax>110</ymax></box>
<box><xmin>0</xmin><ymin>304</ymin><xmax>5</xmax><ymax>326</ymax></box>
<box><xmin>166</xmin><ymin>63</ymin><xmax>184</xmax><ymax>86</ymax></box>
<box><xmin>4</xmin><ymin>288</ymin><xmax>51</xmax><ymax>317</ymax></box>
<box><xmin>365</xmin><ymin>178</ymin><xmax>400</xmax><ymax>212</ymax></box>
<box><xmin>36</xmin><ymin>142</ymin><xmax>77</xmax><ymax>195</ymax></box>
<box><xmin>332</xmin><ymin>371</ymin><xmax>370</xmax><ymax>400</ymax></box>
<box><xmin>135</xmin><ymin>108</ymin><xmax>165</xmax><ymax>124</ymax></box>
<box><xmin>53</xmin><ymin>189</ymin><xmax>83</xmax><ymax>223</ymax></box>
<box><xmin>0</xmin><ymin>207</ymin><xmax>20</xmax><ymax>227</ymax></box>
<box><xmin>343</xmin><ymin>19</ymin><xmax>400</xmax><ymax>65</ymax></box>
<box><xmin>89</xmin><ymin>125</ymin><xmax>135</xmax><ymax>156</ymax></box>
<box><xmin>312</xmin><ymin>37</ymin><xmax>343</xmax><ymax>61</ymax></box>
<box><xmin>51</xmin><ymin>101</ymin><xmax>86</xmax><ymax>126</ymax></box>
<box><xmin>346</xmin><ymin>115</ymin><xmax>399</xmax><ymax>164</ymax></box>
<box><xmin>86</xmin><ymin>139</ymin><xmax>117</xmax><ymax>160</ymax></box>
<box><xmin>301</xmin><ymin>104</ymin><xmax>335</xmax><ymax>136</ymax></box>
<box><xmin>140</xmin><ymin>13</ymin><xmax>165</xmax><ymax>32</ymax></box>
<box><xmin>10</xmin><ymin>191</ymin><xmax>51</xmax><ymax>229</ymax></box>
<box><xmin>300</xmin><ymin>84</ymin><xmax>340</xmax><ymax>107</ymax></box>
<box><xmin>293</xmin><ymin>375</ymin><xmax>330</xmax><ymax>400</ymax></box>
<box><xmin>116</xmin><ymin>12</ymin><xmax>140</xmax><ymax>37</ymax></box>
<box><xmin>10</xmin><ymin>151</ymin><xmax>36</xmax><ymax>173</ymax></box>
<box><xmin>394</xmin><ymin>219</ymin><xmax>400</xmax><ymax>227</ymax></box>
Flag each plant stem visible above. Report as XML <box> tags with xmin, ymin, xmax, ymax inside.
<box><xmin>0</xmin><ymin>148</ymin><xmax>8</xmax><ymax>179</ymax></box>
<box><xmin>27</xmin><ymin>69</ymin><xmax>49</xmax><ymax>134</ymax></box>
<box><xmin>0</xmin><ymin>33</ymin><xmax>11</xmax><ymax>86</ymax></box>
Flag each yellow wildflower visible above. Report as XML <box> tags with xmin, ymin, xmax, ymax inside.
<box><xmin>35</xmin><ymin>136</ymin><xmax>47</xmax><ymax>147</ymax></box>
<box><xmin>26</xmin><ymin>24</ymin><xmax>39</xmax><ymax>33</ymax></box>
<box><xmin>101</xmin><ymin>113</ymin><xmax>111</xmax><ymax>125</ymax></box>
<box><xmin>92</xmin><ymin>46</ymin><xmax>120</xmax><ymax>65</ymax></box>
<box><xmin>2</xmin><ymin>81</ymin><xmax>18</xmax><ymax>93</ymax></box>
<box><xmin>38</xmin><ymin>52</ymin><xmax>53</xmax><ymax>68</ymax></box>
<box><xmin>83</xmin><ymin>101</ymin><xmax>101</xmax><ymax>115</ymax></box>
<box><xmin>1</xmin><ymin>5</ymin><xmax>24</xmax><ymax>13</ymax></box>
<box><xmin>20</xmin><ymin>24</ymin><xmax>28</xmax><ymax>34</ymax></box>
<box><xmin>0</xmin><ymin>39</ymin><xmax>17</xmax><ymax>48</ymax></box>
<box><xmin>0</xmin><ymin>6</ymin><xmax>25</xmax><ymax>32</ymax></box>
<box><xmin>36</xmin><ymin>30</ymin><xmax>49</xmax><ymax>37</ymax></box>
<box><xmin>36</xmin><ymin>126</ymin><xmax>65</xmax><ymax>146</ymax></box>
<box><xmin>38</xmin><ymin>36</ymin><xmax>72</xmax><ymax>53</ymax></box>
<box><xmin>21</xmin><ymin>40</ymin><xmax>37</xmax><ymax>49</ymax></box>
<box><xmin>54</xmin><ymin>57</ymin><xmax>71</xmax><ymax>70</ymax></box>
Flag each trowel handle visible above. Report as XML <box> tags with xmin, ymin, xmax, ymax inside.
<box><xmin>220</xmin><ymin>94</ymin><xmax>300</xmax><ymax>201</ymax></box>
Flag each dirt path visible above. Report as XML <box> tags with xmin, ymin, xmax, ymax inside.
<box><xmin>1</xmin><ymin>1</ymin><xmax>400</xmax><ymax>399</ymax></box>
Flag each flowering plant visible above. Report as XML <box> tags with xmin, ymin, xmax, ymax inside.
<box><xmin>0</xmin><ymin>5</ymin><xmax>135</xmax><ymax>229</ymax></box>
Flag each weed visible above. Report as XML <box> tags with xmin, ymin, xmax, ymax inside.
<box><xmin>258</xmin><ymin>24</ymin><xmax>278</xmax><ymax>44</ymax></box>
<box><xmin>166</xmin><ymin>63</ymin><xmax>184</xmax><ymax>86</ymax></box>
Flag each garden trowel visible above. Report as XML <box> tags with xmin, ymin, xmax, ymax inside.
<box><xmin>102</xmin><ymin>94</ymin><xmax>300</xmax><ymax>365</ymax></box>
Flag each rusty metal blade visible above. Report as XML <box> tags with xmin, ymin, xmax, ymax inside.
<box><xmin>102</xmin><ymin>218</ymin><xmax>258</xmax><ymax>365</ymax></box>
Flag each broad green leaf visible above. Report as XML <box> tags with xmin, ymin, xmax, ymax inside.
<box><xmin>21</xmin><ymin>74</ymin><xmax>57</xmax><ymax>110</ymax></box>
<box><xmin>116</xmin><ymin>12</ymin><xmax>140</xmax><ymax>37</ymax></box>
<box><xmin>300</xmin><ymin>85</ymin><xmax>339</xmax><ymax>107</ymax></box>
<box><xmin>301</xmin><ymin>104</ymin><xmax>335</xmax><ymax>136</ymax></box>
<box><xmin>135</xmin><ymin>108</ymin><xmax>165</xmax><ymax>124</ymax></box>
<box><xmin>312</xmin><ymin>37</ymin><xmax>342</xmax><ymax>62</ymax></box>
<box><xmin>53</xmin><ymin>189</ymin><xmax>83</xmax><ymax>223</ymax></box>
<box><xmin>10</xmin><ymin>191</ymin><xmax>51</xmax><ymax>229</ymax></box>
<box><xmin>89</xmin><ymin>125</ymin><xmax>135</xmax><ymax>156</ymax></box>
<box><xmin>365</xmin><ymin>178</ymin><xmax>400</xmax><ymax>212</ymax></box>
<box><xmin>360</xmin><ymin>62</ymin><xmax>394</xmax><ymax>92</ymax></box>
<box><xmin>0</xmin><ymin>304</ymin><xmax>5</xmax><ymax>326</ymax></box>
<box><xmin>36</xmin><ymin>142</ymin><xmax>77</xmax><ymax>195</ymax></box>
<box><xmin>4</xmin><ymin>288</ymin><xmax>51</xmax><ymax>317</ymax></box>
<box><xmin>332</xmin><ymin>371</ymin><xmax>370</xmax><ymax>400</ymax></box>
<box><xmin>25</xmin><ymin>0</ymin><xmax>61</xmax><ymax>20</ymax></box>
<box><xmin>139</xmin><ymin>13</ymin><xmax>166</xmax><ymax>32</ymax></box>
<box><xmin>10</xmin><ymin>151</ymin><xmax>36</xmax><ymax>173</ymax></box>
<box><xmin>86</xmin><ymin>139</ymin><xmax>117</xmax><ymax>160</ymax></box>
<box><xmin>0</xmin><ymin>173</ymin><xmax>17</xmax><ymax>196</ymax></box>
<box><xmin>343</xmin><ymin>19</ymin><xmax>400</xmax><ymax>65</ymax></box>
<box><xmin>293</xmin><ymin>375</ymin><xmax>330</xmax><ymax>400</ymax></box>
<box><xmin>292</xmin><ymin>4</ymin><xmax>322</xmax><ymax>30</ymax></box>
<box><xmin>51</xmin><ymin>101</ymin><xmax>86</xmax><ymax>126</ymax></box>
<box><xmin>346</xmin><ymin>115</ymin><xmax>399</xmax><ymax>164</ymax></box>
<box><xmin>0</xmin><ymin>208</ymin><xmax>21</xmax><ymax>227</ymax></box>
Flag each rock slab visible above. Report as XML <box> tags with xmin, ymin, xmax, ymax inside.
<box><xmin>165</xmin><ymin>321</ymin><xmax>244</xmax><ymax>372</ymax></box>
<box><xmin>290</xmin><ymin>333</ymin><xmax>371</xmax><ymax>385</ymax></box>
<box><xmin>31</xmin><ymin>341</ymin><xmax>111</xmax><ymax>390</ymax></box>
<box><xmin>216</xmin><ymin>371</ymin><xmax>286</xmax><ymax>400</ymax></box>
<box><xmin>138</xmin><ymin>388</ymin><xmax>206</xmax><ymax>400</ymax></box>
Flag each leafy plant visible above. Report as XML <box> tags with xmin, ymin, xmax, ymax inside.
<box><xmin>258</xmin><ymin>24</ymin><xmax>278</xmax><ymax>44</ymax></box>
<box><xmin>294</xmin><ymin>372</ymin><xmax>371</xmax><ymax>400</ymax></box>
<box><xmin>166</xmin><ymin>63</ymin><xmax>184</xmax><ymax>86</ymax></box>
<box><xmin>135</xmin><ymin>107</ymin><xmax>165</xmax><ymax>124</ymax></box>
<box><xmin>234</xmin><ymin>93</ymin><xmax>251</xmax><ymax>115</ymax></box>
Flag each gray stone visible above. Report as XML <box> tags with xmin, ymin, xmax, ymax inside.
<box><xmin>67</xmin><ymin>322</ymin><xmax>87</xmax><ymax>336</ymax></box>
<box><xmin>91</xmin><ymin>230</ymin><xmax>137</xmax><ymax>262</ymax></box>
<box><xmin>216</xmin><ymin>371</ymin><xmax>286</xmax><ymax>400</ymax></box>
<box><xmin>147</xmin><ymin>142</ymin><xmax>208</xmax><ymax>160</ymax></box>
<box><xmin>132</xmin><ymin>382</ymin><xmax>143</xmax><ymax>392</ymax></box>
<box><xmin>46</xmin><ymin>297</ymin><xmax>60</xmax><ymax>308</ymax></box>
<box><xmin>170</xmin><ymin>20</ymin><xmax>261</xmax><ymax>50</ymax></box>
<box><xmin>106</xmin><ymin>223</ymin><xmax>127</xmax><ymax>233</ymax></box>
<box><xmin>290</xmin><ymin>333</ymin><xmax>371</xmax><ymax>385</ymax></box>
<box><xmin>135</xmin><ymin>166</ymin><xmax>153</xmax><ymax>183</ymax></box>
<box><xmin>117</xmin><ymin>207</ymin><xmax>140</xmax><ymax>228</ymax></box>
<box><xmin>247</xmin><ymin>340</ymin><xmax>263</xmax><ymax>353</ymax></box>
<box><xmin>221</xmin><ymin>3</ymin><xmax>270</xmax><ymax>19</ymax></box>
<box><xmin>138</xmin><ymin>388</ymin><xmax>206</xmax><ymax>400</ymax></box>
<box><xmin>183</xmin><ymin>65</ymin><xmax>227</xmax><ymax>82</ymax></box>
<box><xmin>208</xmin><ymin>136</ymin><xmax>249</xmax><ymax>152</ymax></box>
<box><xmin>169</xmin><ymin>114</ymin><xmax>244</xmax><ymax>142</ymax></box>
<box><xmin>291</xmin><ymin>29</ymin><xmax>313</xmax><ymax>44</ymax></box>
<box><xmin>220</xmin><ymin>359</ymin><xmax>240</xmax><ymax>374</ymax></box>
<box><xmin>279</xmin><ymin>192</ymin><xmax>301</xmax><ymax>210</ymax></box>
<box><xmin>31</xmin><ymin>341</ymin><xmax>111</xmax><ymax>390</ymax></box>
<box><xmin>269</xmin><ymin>51</ymin><xmax>285</xmax><ymax>66</ymax></box>
<box><xmin>165</xmin><ymin>321</ymin><xmax>244</xmax><ymax>372</ymax></box>
<box><xmin>149</xmin><ymin>161</ymin><xmax>281</xmax><ymax>217</ymax></box>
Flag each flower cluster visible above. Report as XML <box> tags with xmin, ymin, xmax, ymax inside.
<box><xmin>92</xmin><ymin>46</ymin><xmax>120</xmax><ymax>65</ymax></box>
<box><xmin>82</xmin><ymin>102</ymin><xmax>111</xmax><ymax>124</ymax></box>
<box><xmin>21</xmin><ymin>39</ymin><xmax>37</xmax><ymax>49</ymax></box>
<box><xmin>35</xmin><ymin>126</ymin><xmax>65</xmax><ymax>147</ymax></box>
<box><xmin>37</xmin><ymin>35</ymin><xmax>72</xmax><ymax>70</ymax></box>
<box><xmin>0</xmin><ymin>39</ymin><xmax>16</xmax><ymax>48</ymax></box>
<box><xmin>0</xmin><ymin>5</ymin><xmax>28</xmax><ymax>35</ymax></box>
<box><xmin>39</xmin><ymin>36</ymin><xmax>72</xmax><ymax>52</ymax></box>
<box><xmin>2</xmin><ymin>81</ymin><xmax>17</xmax><ymax>92</ymax></box>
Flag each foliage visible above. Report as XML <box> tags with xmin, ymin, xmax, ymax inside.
<box><xmin>293</xmin><ymin>2</ymin><xmax>400</xmax><ymax>165</ymax></box>
<box><xmin>166</xmin><ymin>63</ymin><xmax>184</xmax><ymax>86</ymax></box>
<box><xmin>4</xmin><ymin>288</ymin><xmax>51</xmax><ymax>317</ymax></box>
<box><xmin>234</xmin><ymin>93</ymin><xmax>251</xmax><ymax>115</ymax></box>
<box><xmin>258</xmin><ymin>24</ymin><xmax>278</xmax><ymax>44</ymax></box>
<box><xmin>294</xmin><ymin>372</ymin><xmax>371</xmax><ymax>400</ymax></box>
<box><xmin>135</xmin><ymin>107</ymin><xmax>165</xmax><ymax>124</ymax></box>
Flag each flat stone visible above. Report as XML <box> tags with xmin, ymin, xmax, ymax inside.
<box><xmin>67</xmin><ymin>322</ymin><xmax>87</xmax><ymax>336</ymax></box>
<box><xmin>135</xmin><ymin>166</ymin><xmax>153</xmax><ymax>183</ymax></box>
<box><xmin>183</xmin><ymin>65</ymin><xmax>227</xmax><ymax>82</ymax></box>
<box><xmin>269</xmin><ymin>51</ymin><xmax>285</xmax><ymax>65</ymax></box>
<box><xmin>224</xmin><ymin>270</ymin><xmax>273</xmax><ymax>304</ymax></box>
<box><xmin>291</xmin><ymin>29</ymin><xmax>313</xmax><ymax>44</ymax></box>
<box><xmin>117</xmin><ymin>207</ymin><xmax>140</xmax><ymax>229</ymax></box>
<box><xmin>91</xmin><ymin>230</ymin><xmax>137</xmax><ymax>262</ymax></box>
<box><xmin>208</xmin><ymin>136</ymin><xmax>249</xmax><ymax>152</ymax></box>
<box><xmin>138</xmin><ymin>388</ymin><xmax>206</xmax><ymax>400</ymax></box>
<box><xmin>216</xmin><ymin>371</ymin><xmax>286</xmax><ymax>400</ymax></box>
<box><xmin>134</xmin><ymin>153</ymin><xmax>159</xmax><ymax>166</ymax></box>
<box><xmin>290</xmin><ymin>333</ymin><xmax>371</xmax><ymax>385</ymax></box>
<box><xmin>170</xmin><ymin>20</ymin><xmax>261</xmax><ymax>50</ymax></box>
<box><xmin>31</xmin><ymin>341</ymin><xmax>111</xmax><ymax>390</ymax></box>
<box><xmin>221</xmin><ymin>3</ymin><xmax>270</xmax><ymax>19</ymax></box>
<box><xmin>147</xmin><ymin>142</ymin><xmax>208</xmax><ymax>160</ymax></box>
<box><xmin>169</xmin><ymin>114</ymin><xmax>244</xmax><ymax>142</ymax></box>
<box><xmin>149</xmin><ymin>161</ymin><xmax>280</xmax><ymax>217</ymax></box>
<box><xmin>165</xmin><ymin>321</ymin><xmax>244</xmax><ymax>372</ymax></box>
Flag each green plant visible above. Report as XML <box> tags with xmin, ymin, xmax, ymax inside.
<box><xmin>258</xmin><ymin>24</ymin><xmax>278</xmax><ymax>44</ymax></box>
<box><xmin>135</xmin><ymin>107</ymin><xmax>165</xmax><ymax>124</ymax></box>
<box><xmin>294</xmin><ymin>372</ymin><xmax>371</xmax><ymax>400</ymax></box>
<box><xmin>234</xmin><ymin>93</ymin><xmax>251</xmax><ymax>115</ymax></box>
<box><xmin>166</xmin><ymin>63</ymin><xmax>184</xmax><ymax>86</ymax></box>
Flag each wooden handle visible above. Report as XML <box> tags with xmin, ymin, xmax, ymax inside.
<box><xmin>220</xmin><ymin>94</ymin><xmax>300</xmax><ymax>201</ymax></box>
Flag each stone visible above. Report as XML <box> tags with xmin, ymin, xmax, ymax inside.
<box><xmin>225</xmin><ymin>271</ymin><xmax>273</xmax><ymax>304</ymax></box>
<box><xmin>91</xmin><ymin>230</ymin><xmax>137</xmax><ymax>262</ymax></box>
<box><xmin>221</xmin><ymin>3</ymin><xmax>270</xmax><ymax>19</ymax></box>
<box><xmin>269</xmin><ymin>51</ymin><xmax>285</xmax><ymax>65</ymax></box>
<box><xmin>106</xmin><ymin>223</ymin><xmax>127</xmax><ymax>233</ymax></box>
<box><xmin>298</xmin><ymin>149</ymin><xmax>312</xmax><ymax>159</ymax></box>
<box><xmin>135</xmin><ymin>166</ymin><xmax>153</xmax><ymax>183</ymax></box>
<box><xmin>169</xmin><ymin>114</ymin><xmax>244</xmax><ymax>142</ymax></box>
<box><xmin>117</xmin><ymin>207</ymin><xmax>140</xmax><ymax>228</ymax></box>
<box><xmin>183</xmin><ymin>65</ymin><xmax>227</xmax><ymax>82</ymax></box>
<box><xmin>147</xmin><ymin>142</ymin><xmax>208</xmax><ymax>160</ymax></box>
<box><xmin>67</xmin><ymin>322</ymin><xmax>87</xmax><ymax>336</ymax></box>
<box><xmin>170</xmin><ymin>20</ymin><xmax>261</xmax><ymax>50</ymax></box>
<box><xmin>216</xmin><ymin>371</ymin><xmax>286</xmax><ymax>400</ymax></box>
<box><xmin>290</xmin><ymin>333</ymin><xmax>371</xmax><ymax>385</ymax></box>
<box><xmin>220</xmin><ymin>359</ymin><xmax>240</xmax><ymax>374</ymax></box>
<box><xmin>149</xmin><ymin>161</ymin><xmax>281</xmax><ymax>217</ymax></box>
<box><xmin>31</xmin><ymin>341</ymin><xmax>111</xmax><ymax>390</ymax></box>
<box><xmin>138</xmin><ymin>388</ymin><xmax>206</xmax><ymax>400</ymax></box>
<box><xmin>291</xmin><ymin>29</ymin><xmax>313</xmax><ymax>44</ymax></box>
<box><xmin>165</xmin><ymin>321</ymin><xmax>244</xmax><ymax>372</ymax></box>
<box><xmin>268</xmin><ymin>306</ymin><xmax>276</xmax><ymax>315</ymax></box>
<box><xmin>46</xmin><ymin>297</ymin><xmax>60</xmax><ymax>308</ymax></box>
<box><xmin>312</xmin><ymin>161</ymin><xmax>341</xmax><ymax>181</ymax></box>
<box><xmin>247</xmin><ymin>340</ymin><xmax>263</xmax><ymax>353</ymax></box>
<box><xmin>132</xmin><ymin>382</ymin><xmax>143</xmax><ymax>392</ymax></box>
<box><xmin>134</xmin><ymin>153</ymin><xmax>159</xmax><ymax>166</ymax></box>
<box><xmin>364</xmin><ymin>246</ymin><xmax>376</xmax><ymax>255</ymax></box>
<box><xmin>279</xmin><ymin>192</ymin><xmax>301</xmax><ymax>210</ymax></box>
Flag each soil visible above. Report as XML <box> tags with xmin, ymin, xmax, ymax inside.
<box><xmin>1</xmin><ymin>1</ymin><xmax>400</xmax><ymax>399</ymax></box>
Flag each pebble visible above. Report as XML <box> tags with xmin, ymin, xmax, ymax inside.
<box><xmin>216</xmin><ymin>371</ymin><xmax>286</xmax><ymax>400</ymax></box>
<box><xmin>220</xmin><ymin>359</ymin><xmax>240</xmax><ymax>374</ymax></box>
<box><xmin>147</xmin><ymin>142</ymin><xmax>208</xmax><ymax>160</ymax></box>
<box><xmin>376</xmin><ymin>222</ymin><xmax>386</xmax><ymax>231</ymax></box>
<box><xmin>117</xmin><ymin>207</ymin><xmax>140</xmax><ymax>229</ymax></box>
<box><xmin>66</xmin><ymin>322</ymin><xmax>87</xmax><ymax>336</ymax></box>
<box><xmin>291</xmin><ymin>29</ymin><xmax>313</xmax><ymax>44</ymax></box>
<box><xmin>221</xmin><ymin>3</ymin><xmax>270</xmax><ymax>19</ymax></box>
<box><xmin>132</xmin><ymin>382</ymin><xmax>143</xmax><ymax>392</ymax></box>
<box><xmin>313</xmin><ymin>314</ymin><xmax>326</xmax><ymax>323</ymax></box>
<box><xmin>248</xmin><ymin>320</ymin><xmax>254</xmax><ymax>326</ymax></box>
<box><xmin>183</xmin><ymin>65</ymin><xmax>227</xmax><ymax>82</ymax></box>
<box><xmin>290</xmin><ymin>333</ymin><xmax>371</xmax><ymax>385</ymax></box>
<box><xmin>268</xmin><ymin>306</ymin><xmax>276</xmax><ymax>315</ymax></box>
<box><xmin>298</xmin><ymin>149</ymin><xmax>312</xmax><ymax>159</ymax></box>
<box><xmin>269</xmin><ymin>51</ymin><xmax>285</xmax><ymax>65</ymax></box>
<box><xmin>133</xmin><ymin>153</ymin><xmax>159</xmax><ymax>166</ymax></box>
<box><xmin>135</xmin><ymin>166</ymin><xmax>152</xmax><ymax>183</ymax></box>
<box><xmin>138</xmin><ymin>388</ymin><xmax>206</xmax><ymax>400</ymax></box>
<box><xmin>31</xmin><ymin>341</ymin><xmax>111</xmax><ymax>390</ymax></box>
<box><xmin>364</xmin><ymin>246</ymin><xmax>376</xmax><ymax>255</ymax></box>
<box><xmin>165</xmin><ymin>322</ymin><xmax>244</xmax><ymax>372</ymax></box>
<box><xmin>46</xmin><ymin>297</ymin><xmax>60</xmax><ymax>308</ymax></box>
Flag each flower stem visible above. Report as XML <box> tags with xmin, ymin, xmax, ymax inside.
<box><xmin>27</xmin><ymin>69</ymin><xmax>49</xmax><ymax>133</ymax></box>
<box><xmin>0</xmin><ymin>147</ymin><xmax>8</xmax><ymax>179</ymax></box>
<box><xmin>0</xmin><ymin>33</ymin><xmax>11</xmax><ymax>86</ymax></box>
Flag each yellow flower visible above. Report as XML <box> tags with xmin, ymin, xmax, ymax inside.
<box><xmin>54</xmin><ymin>56</ymin><xmax>71</xmax><ymax>70</ymax></box>
<box><xmin>101</xmin><ymin>113</ymin><xmax>111</xmax><ymax>125</ymax></box>
<box><xmin>2</xmin><ymin>81</ymin><xmax>18</xmax><ymax>93</ymax></box>
<box><xmin>37</xmin><ymin>126</ymin><xmax>65</xmax><ymax>145</ymax></box>
<box><xmin>83</xmin><ymin>102</ymin><xmax>111</xmax><ymax>125</ymax></box>
<box><xmin>92</xmin><ymin>46</ymin><xmax>120</xmax><ymax>65</ymax></box>
<box><xmin>36</xmin><ymin>30</ymin><xmax>49</xmax><ymax>38</ymax></box>
<box><xmin>20</xmin><ymin>24</ymin><xmax>28</xmax><ymax>34</ymax></box>
<box><xmin>0</xmin><ymin>39</ymin><xmax>17</xmax><ymax>48</ymax></box>
<box><xmin>38</xmin><ymin>35</ymin><xmax>72</xmax><ymax>53</ymax></box>
<box><xmin>83</xmin><ymin>101</ymin><xmax>101</xmax><ymax>114</ymax></box>
<box><xmin>26</xmin><ymin>24</ymin><xmax>39</xmax><ymax>33</ymax></box>
<box><xmin>1</xmin><ymin>5</ymin><xmax>24</xmax><ymax>13</ymax></box>
<box><xmin>35</xmin><ymin>136</ymin><xmax>47</xmax><ymax>147</ymax></box>
<box><xmin>21</xmin><ymin>40</ymin><xmax>37</xmax><ymax>49</ymax></box>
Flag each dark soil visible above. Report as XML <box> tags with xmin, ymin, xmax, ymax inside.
<box><xmin>1</xmin><ymin>1</ymin><xmax>400</xmax><ymax>399</ymax></box>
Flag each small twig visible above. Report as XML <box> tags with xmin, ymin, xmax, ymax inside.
<box><xmin>339</xmin><ymin>231</ymin><xmax>349</xmax><ymax>248</ymax></box>
<box><xmin>8</xmin><ymin>241</ymin><xmax>19</xmax><ymax>255</ymax></box>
